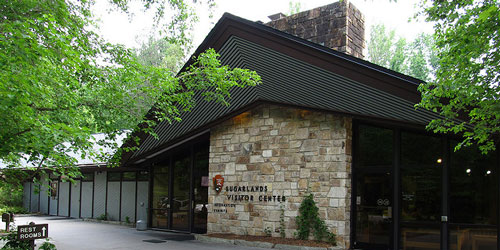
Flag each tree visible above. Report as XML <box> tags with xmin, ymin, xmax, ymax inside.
<box><xmin>135</xmin><ymin>37</ymin><xmax>184</xmax><ymax>72</ymax></box>
<box><xmin>288</xmin><ymin>1</ymin><xmax>302</xmax><ymax>15</ymax></box>
<box><xmin>367</xmin><ymin>24</ymin><xmax>437</xmax><ymax>82</ymax></box>
<box><xmin>0</xmin><ymin>0</ymin><xmax>260</xmax><ymax>186</ymax></box>
<box><xmin>416</xmin><ymin>0</ymin><xmax>500</xmax><ymax>153</ymax></box>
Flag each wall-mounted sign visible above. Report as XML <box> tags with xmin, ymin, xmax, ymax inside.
<box><xmin>50</xmin><ymin>181</ymin><xmax>57</xmax><ymax>198</ymax></box>
<box><xmin>201</xmin><ymin>176</ymin><xmax>209</xmax><ymax>187</ymax></box>
<box><xmin>213</xmin><ymin>175</ymin><xmax>224</xmax><ymax>193</ymax></box>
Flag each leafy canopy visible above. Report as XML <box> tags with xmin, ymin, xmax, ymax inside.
<box><xmin>0</xmin><ymin>0</ymin><xmax>260</xmax><ymax>186</ymax></box>
<box><xmin>416</xmin><ymin>0</ymin><xmax>500</xmax><ymax>153</ymax></box>
<box><xmin>367</xmin><ymin>23</ymin><xmax>438</xmax><ymax>82</ymax></box>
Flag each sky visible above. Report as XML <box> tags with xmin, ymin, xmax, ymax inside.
<box><xmin>93</xmin><ymin>0</ymin><xmax>434</xmax><ymax>51</ymax></box>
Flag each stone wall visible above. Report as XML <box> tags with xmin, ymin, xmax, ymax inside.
<box><xmin>266</xmin><ymin>1</ymin><xmax>365</xmax><ymax>59</ymax></box>
<box><xmin>207</xmin><ymin>104</ymin><xmax>352</xmax><ymax>248</ymax></box>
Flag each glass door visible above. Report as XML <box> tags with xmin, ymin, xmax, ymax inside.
<box><xmin>355</xmin><ymin>171</ymin><xmax>393</xmax><ymax>249</ymax></box>
<box><xmin>151</xmin><ymin>164</ymin><xmax>169</xmax><ymax>229</ymax></box>
<box><xmin>150</xmin><ymin>140</ymin><xmax>210</xmax><ymax>233</ymax></box>
<box><xmin>354</xmin><ymin>125</ymin><xmax>394</xmax><ymax>249</ymax></box>
<box><xmin>192</xmin><ymin>145</ymin><xmax>209</xmax><ymax>233</ymax></box>
<box><xmin>400</xmin><ymin>132</ymin><xmax>442</xmax><ymax>250</ymax></box>
<box><xmin>171</xmin><ymin>152</ymin><xmax>191</xmax><ymax>231</ymax></box>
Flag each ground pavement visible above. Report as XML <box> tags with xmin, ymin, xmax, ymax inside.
<box><xmin>1</xmin><ymin>215</ymin><xmax>266</xmax><ymax>250</ymax></box>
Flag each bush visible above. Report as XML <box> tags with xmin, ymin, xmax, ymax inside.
<box><xmin>0</xmin><ymin>206</ymin><xmax>27</xmax><ymax>215</ymax></box>
<box><xmin>96</xmin><ymin>213</ymin><xmax>107</xmax><ymax>220</ymax></box>
<box><xmin>0</xmin><ymin>184</ymin><xmax>24</xmax><ymax>215</ymax></box>
<box><xmin>295</xmin><ymin>193</ymin><xmax>336</xmax><ymax>245</ymax></box>
<box><xmin>1</xmin><ymin>230</ymin><xmax>32</xmax><ymax>250</ymax></box>
<box><xmin>1</xmin><ymin>231</ymin><xmax>57</xmax><ymax>250</ymax></box>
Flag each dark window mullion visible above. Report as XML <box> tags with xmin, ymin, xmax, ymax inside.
<box><xmin>393</xmin><ymin>128</ymin><xmax>401</xmax><ymax>250</ymax></box>
<box><xmin>441</xmin><ymin>136</ymin><xmax>449</xmax><ymax>250</ymax></box>
<box><xmin>498</xmin><ymin>148</ymin><xmax>500</xmax><ymax>250</ymax></box>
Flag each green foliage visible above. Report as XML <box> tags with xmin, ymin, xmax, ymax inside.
<box><xmin>295</xmin><ymin>194</ymin><xmax>336</xmax><ymax>245</ymax></box>
<box><xmin>264</xmin><ymin>227</ymin><xmax>272</xmax><ymax>237</ymax></box>
<box><xmin>135</xmin><ymin>37</ymin><xmax>184</xmax><ymax>72</ymax></box>
<box><xmin>0</xmin><ymin>0</ymin><xmax>261</xmax><ymax>187</ymax></box>
<box><xmin>416</xmin><ymin>0</ymin><xmax>500</xmax><ymax>153</ymax></box>
<box><xmin>288</xmin><ymin>1</ymin><xmax>302</xmax><ymax>15</ymax></box>
<box><xmin>0</xmin><ymin>207</ymin><xmax>26</xmax><ymax>215</ymax></box>
<box><xmin>125</xmin><ymin>216</ymin><xmax>130</xmax><ymax>224</ymax></box>
<box><xmin>279</xmin><ymin>204</ymin><xmax>286</xmax><ymax>238</ymax></box>
<box><xmin>39</xmin><ymin>240</ymin><xmax>57</xmax><ymax>250</ymax></box>
<box><xmin>96</xmin><ymin>213</ymin><xmax>108</xmax><ymax>221</ymax></box>
<box><xmin>0</xmin><ymin>230</ymin><xmax>32</xmax><ymax>250</ymax></box>
<box><xmin>367</xmin><ymin>24</ymin><xmax>438</xmax><ymax>82</ymax></box>
<box><xmin>0</xmin><ymin>183</ymin><xmax>24</xmax><ymax>213</ymax></box>
<box><xmin>1</xmin><ymin>231</ymin><xmax>57</xmax><ymax>250</ymax></box>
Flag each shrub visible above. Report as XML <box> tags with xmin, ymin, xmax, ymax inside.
<box><xmin>295</xmin><ymin>193</ymin><xmax>336</xmax><ymax>245</ymax></box>
<box><xmin>1</xmin><ymin>231</ymin><xmax>57</xmax><ymax>250</ymax></box>
<box><xmin>96</xmin><ymin>213</ymin><xmax>107</xmax><ymax>220</ymax></box>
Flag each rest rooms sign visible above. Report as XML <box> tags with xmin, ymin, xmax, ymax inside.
<box><xmin>17</xmin><ymin>224</ymin><xmax>48</xmax><ymax>240</ymax></box>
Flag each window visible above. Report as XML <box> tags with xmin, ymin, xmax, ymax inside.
<box><xmin>82</xmin><ymin>172</ymin><xmax>94</xmax><ymax>181</ymax></box>
<box><xmin>138</xmin><ymin>171</ymin><xmax>149</xmax><ymax>181</ymax></box>
<box><xmin>107</xmin><ymin>172</ymin><xmax>121</xmax><ymax>181</ymax></box>
<box><xmin>122</xmin><ymin>172</ymin><xmax>136</xmax><ymax>181</ymax></box>
<box><xmin>357</xmin><ymin>125</ymin><xmax>393</xmax><ymax>167</ymax></box>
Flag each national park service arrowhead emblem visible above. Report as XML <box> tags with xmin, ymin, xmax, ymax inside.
<box><xmin>213</xmin><ymin>175</ymin><xmax>224</xmax><ymax>194</ymax></box>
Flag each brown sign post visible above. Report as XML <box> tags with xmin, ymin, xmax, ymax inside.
<box><xmin>18</xmin><ymin>222</ymin><xmax>48</xmax><ymax>250</ymax></box>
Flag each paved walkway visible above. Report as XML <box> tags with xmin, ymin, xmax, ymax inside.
<box><xmin>4</xmin><ymin>215</ymin><xmax>266</xmax><ymax>250</ymax></box>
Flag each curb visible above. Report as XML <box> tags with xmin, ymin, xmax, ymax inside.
<box><xmin>195</xmin><ymin>235</ymin><xmax>344</xmax><ymax>250</ymax></box>
<box><xmin>82</xmin><ymin>218</ymin><xmax>135</xmax><ymax>227</ymax></box>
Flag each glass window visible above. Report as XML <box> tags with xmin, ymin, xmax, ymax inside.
<box><xmin>122</xmin><ymin>172</ymin><xmax>136</xmax><ymax>181</ymax></box>
<box><xmin>50</xmin><ymin>181</ymin><xmax>58</xmax><ymax>198</ymax></box>
<box><xmin>358</xmin><ymin>125</ymin><xmax>393</xmax><ymax>167</ymax></box>
<box><xmin>449</xmin><ymin>141</ymin><xmax>497</xmax><ymax>250</ymax></box>
<box><xmin>193</xmin><ymin>144</ymin><xmax>209</xmax><ymax>233</ymax></box>
<box><xmin>152</xmin><ymin>164</ymin><xmax>169</xmax><ymax>229</ymax></box>
<box><xmin>138</xmin><ymin>171</ymin><xmax>149</xmax><ymax>181</ymax></box>
<box><xmin>171</xmin><ymin>153</ymin><xmax>191</xmax><ymax>231</ymax></box>
<box><xmin>107</xmin><ymin>172</ymin><xmax>121</xmax><ymax>181</ymax></box>
<box><xmin>401</xmin><ymin>132</ymin><xmax>442</xmax><ymax>249</ymax></box>
<box><xmin>82</xmin><ymin>172</ymin><xmax>94</xmax><ymax>181</ymax></box>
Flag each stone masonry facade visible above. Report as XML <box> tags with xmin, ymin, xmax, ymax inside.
<box><xmin>266</xmin><ymin>1</ymin><xmax>365</xmax><ymax>59</ymax></box>
<box><xmin>207</xmin><ymin>104</ymin><xmax>352</xmax><ymax>248</ymax></box>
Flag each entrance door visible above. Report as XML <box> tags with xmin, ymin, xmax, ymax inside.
<box><xmin>150</xmin><ymin>140</ymin><xmax>209</xmax><ymax>233</ymax></box>
<box><xmin>192</xmin><ymin>145</ymin><xmax>209</xmax><ymax>233</ymax></box>
<box><xmin>171</xmin><ymin>153</ymin><xmax>191</xmax><ymax>231</ymax></box>
<box><xmin>151</xmin><ymin>164</ymin><xmax>169</xmax><ymax>229</ymax></box>
<box><xmin>355</xmin><ymin>171</ymin><xmax>393</xmax><ymax>249</ymax></box>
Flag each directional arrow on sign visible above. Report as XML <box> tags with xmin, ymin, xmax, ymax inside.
<box><xmin>42</xmin><ymin>227</ymin><xmax>46</xmax><ymax>237</ymax></box>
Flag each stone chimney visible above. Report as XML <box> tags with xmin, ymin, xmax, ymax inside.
<box><xmin>266</xmin><ymin>1</ymin><xmax>365</xmax><ymax>59</ymax></box>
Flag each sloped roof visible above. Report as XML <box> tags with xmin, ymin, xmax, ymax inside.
<box><xmin>124</xmin><ymin>13</ymin><xmax>442</xmax><ymax>164</ymax></box>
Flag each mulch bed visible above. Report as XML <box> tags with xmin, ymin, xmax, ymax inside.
<box><xmin>207</xmin><ymin>233</ymin><xmax>334</xmax><ymax>248</ymax></box>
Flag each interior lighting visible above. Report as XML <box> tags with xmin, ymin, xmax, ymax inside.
<box><xmin>466</xmin><ymin>168</ymin><xmax>471</xmax><ymax>174</ymax></box>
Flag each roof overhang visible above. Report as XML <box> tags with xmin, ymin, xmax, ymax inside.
<box><xmin>121</xmin><ymin>13</ymin><xmax>442</xmax><ymax>165</ymax></box>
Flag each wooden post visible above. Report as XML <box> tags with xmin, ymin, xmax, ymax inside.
<box><xmin>30</xmin><ymin>239</ymin><xmax>35</xmax><ymax>250</ymax></box>
<box><xmin>29</xmin><ymin>222</ymin><xmax>35</xmax><ymax>250</ymax></box>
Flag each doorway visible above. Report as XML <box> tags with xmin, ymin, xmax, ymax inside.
<box><xmin>355</xmin><ymin>171</ymin><xmax>393</xmax><ymax>249</ymax></box>
<box><xmin>150</xmin><ymin>141</ymin><xmax>209</xmax><ymax>233</ymax></box>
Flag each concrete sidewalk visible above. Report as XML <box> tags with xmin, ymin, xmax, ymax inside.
<box><xmin>6</xmin><ymin>215</ymin><xmax>266</xmax><ymax>250</ymax></box>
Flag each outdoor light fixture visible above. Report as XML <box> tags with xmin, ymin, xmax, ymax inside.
<box><xmin>466</xmin><ymin>168</ymin><xmax>471</xmax><ymax>174</ymax></box>
<box><xmin>486</xmin><ymin>170</ymin><xmax>491</xmax><ymax>175</ymax></box>
<box><xmin>436</xmin><ymin>158</ymin><xmax>443</xmax><ymax>164</ymax></box>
